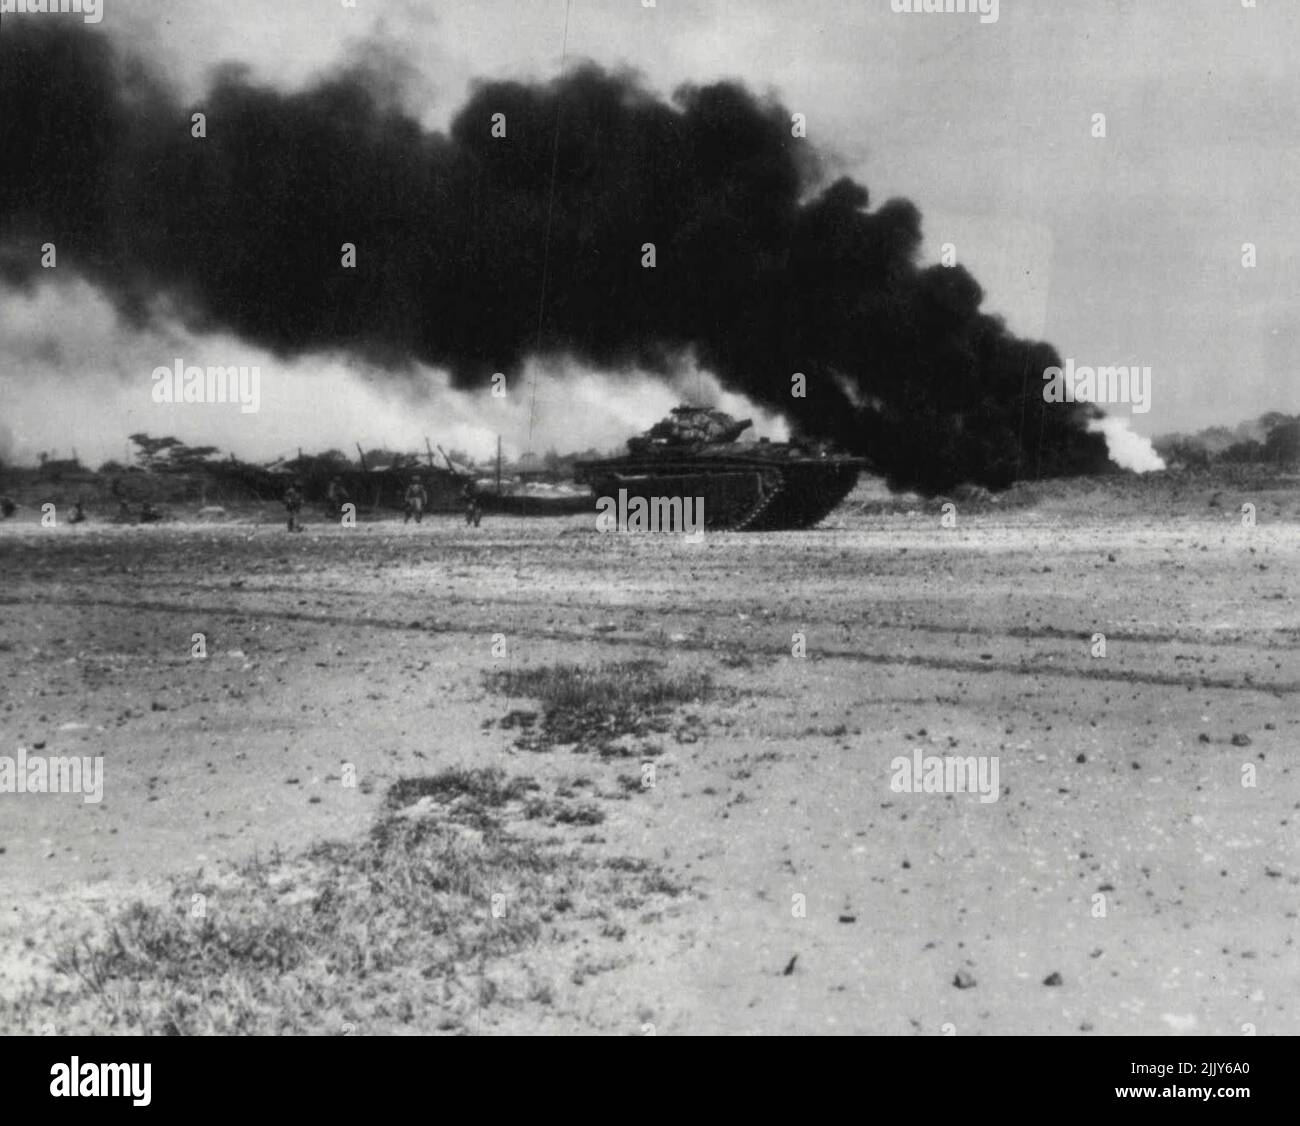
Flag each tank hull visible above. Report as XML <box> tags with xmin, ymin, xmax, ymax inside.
<box><xmin>574</xmin><ymin>455</ymin><xmax>865</xmax><ymax>531</ymax></box>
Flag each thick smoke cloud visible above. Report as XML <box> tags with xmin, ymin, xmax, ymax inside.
<box><xmin>0</xmin><ymin>23</ymin><xmax>1109</xmax><ymax>491</ymax></box>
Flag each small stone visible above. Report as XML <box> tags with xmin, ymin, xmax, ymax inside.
<box><xmin>1043</xmin><ymin>971</ymin><xmax>1064</xmax><ymax>987</ymax></box>
<box><xmin>1230</xmin><ymin>733</ymin><xmax>1252</xmax><ymax>747</ymax></box>
<box><xmin>952</xmin><ymin>970</ymin><xmax>976</xmax><ymax>990</ymax></box>
<box><xmin>1075</xmin><ymin>753</ymin><xmax>1086</xmax><ymax>763</ymax></box>
<box><xmin>1197</xmin><ymin>733</ymin><xmax>1211</xmax><ymax>744</ymax></box>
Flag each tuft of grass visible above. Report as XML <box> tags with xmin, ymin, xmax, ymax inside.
<box><xmin>3</xmin><ymin>768</ymin><xmax>686</xmax><ymax>1035</ymax></box>
<box><xmin>485</xmin><ymin>660</ymin><xmax>713</xmax><ymax>752</ymax></box>
<box><xmin>383</xmin><ymin>766</ymin><xmax>539</xmax><ymax>830</ymax></box>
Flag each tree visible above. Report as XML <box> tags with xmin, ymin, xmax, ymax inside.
<box><xmin>1222</xmin><ymin>439</ymin><xmax>1264</xmax><ymax>464</ymax></box>
<box><xmin>166</xmin><ymin>444</ymin><xmax>221</xmax><ymax>472</ymax></box>
<box><xmin>1263</xmin><ymin>418</ymin><xmax>1300</xmax><ymax>466</ymax></box>
<box><xmin>128</xmin><ymin>433</ymin><xmax>183</xmax><ymax>470</ymax></box>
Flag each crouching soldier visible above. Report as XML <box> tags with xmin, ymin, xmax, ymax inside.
<box><xmin>403</xmin><ymin>477</ymin><xmax>427</xmax><ymax>525</ymax></box>
<box><xmin>284</xmin><ymin>480</ymin><xmax>305</xmax><ymax>532</ymax></box>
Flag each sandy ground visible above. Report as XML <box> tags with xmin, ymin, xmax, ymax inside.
<box><xmin>0</xmin><ymin>488</ymin><xmax>1297</xmax><ymax>1035</ymax></box>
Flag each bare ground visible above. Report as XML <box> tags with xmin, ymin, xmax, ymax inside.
<box><xmin>0</xmin><ymin>478</ymin><xmax>1296</xmax><ymax>1035</ymax></box>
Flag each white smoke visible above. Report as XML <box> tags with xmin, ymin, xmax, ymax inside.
<box><xmin>0</xmin><ymin>280</ymin><xmax>790</xmax><ymax>467</ymax></box>
<box><xmin>1088</xmin><ymin>415</ymin><xmax>1165</xmax><ymax>473</ymax></box>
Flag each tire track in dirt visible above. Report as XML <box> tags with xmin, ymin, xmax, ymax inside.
<box><xmin>5</xmin><ymin>592</ymin><xmax>1296</xmax><ymax>695</ymax></box>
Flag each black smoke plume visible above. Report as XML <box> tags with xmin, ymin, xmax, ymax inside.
<box><xmin>0</xmin><ymin>23</ymin><xmax>1109</xmax><ymax>491</ymax></box>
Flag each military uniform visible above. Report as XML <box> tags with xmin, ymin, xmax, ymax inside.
<box><xmin>403</xmin><ymin>480</ymin><xmax>427</xmax><ymax>524</ymax></box>
<box><xmin>463</xmin><ymin>481</ymin><xmax>482</xmax><ymax>527</ymax></box>
<box><xmin>284</xmin><ymin>483</ymin><xmax>304</xmax><ymax>532</ymax></box>
<box><xmin>326</xmin><ymin>477</ymin><xmax>350</xmax><ymax>519</ymax></box>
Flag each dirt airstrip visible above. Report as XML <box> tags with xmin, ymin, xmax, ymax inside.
<box><xmin>0</xmin><ymin>478</ymin><xmax>1296</xmax><ymax>1034</ymax></box>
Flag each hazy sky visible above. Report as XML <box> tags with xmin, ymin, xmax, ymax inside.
<box><xmin>2</xmin><ymin>0</ymin><xmax>1296</xmax><ymax>466</ymax></box>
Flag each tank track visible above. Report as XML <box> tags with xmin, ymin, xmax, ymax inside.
<box><xmin>589</xmin><ymin>461</ymin><xmax>859</xmax><ymax>532</ymax></box>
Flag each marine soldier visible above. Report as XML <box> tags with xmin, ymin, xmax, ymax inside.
<box><xmin>463</xmin><ymin>479</ymin><xmax>482</xmax><ymax>527</ymax></box>
<box><xmin>326</xmin><ymin>475</ymin><xmax>350</xmax><ymax>519</ymax></box>
<box><xmin>403</xmin><ymin>476</ymin><xmax>427</xmax><ymax>524</ymax></box>
<box><xmin>284</xmin><ymin>480</ymin><xmax>305</xmax><ymax>532</ymax></box>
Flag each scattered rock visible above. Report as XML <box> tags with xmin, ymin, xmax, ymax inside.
<box><xmin>952</xmin><ymin>969</ymin><xmax>976</xmax><ymax>990</ymax></box>
<box><xmin>782</xmin><ymin>955</ymin><xmax>798</xmax><ymax>976</ymax></box>
<box><xmin>1230</xmin><ymin>733</ymin><xmax>1252</xmax><ymax>747</ymax></box>
<box><xmin>1042</xmin><ymin>971</ymin><xmax>1063</xmax><ymax>987</ymax></box>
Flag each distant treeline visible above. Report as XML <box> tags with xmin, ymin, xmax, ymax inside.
<box><xmin>0</xmin><ymin>435</ymin><xmax>459</xmax><ymax>510</ymax></box>
<box><xmin>0</xmin><ymin>434</ymin><xmax>606</xmax><ymax>512</ymax></box>
<box><xmin>1154</xmin><ymin>412</ymin><xmax>1300</xmax><ymax>470</ymax></box>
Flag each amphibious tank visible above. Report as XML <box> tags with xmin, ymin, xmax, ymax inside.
<box><xmin>573</xmin><ymin>406</ymin><xmax>867</xmax><ymax>531</ymax></box>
